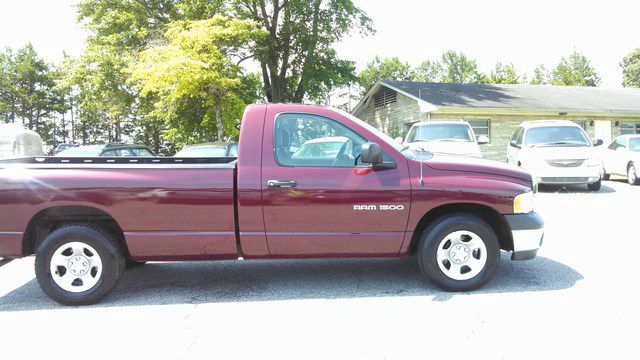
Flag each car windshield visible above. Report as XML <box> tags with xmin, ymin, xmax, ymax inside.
<box><xmin>55</xmin><ymin>145</ymin><xmax>104</xmax><ymax>157</ymax></box>
<box><xmin>175</xmin><ymin>146</ymin><xmax>228</xmax><ymax>157</ymax></box>
<box><xmin>407</xmin><ymin>123</ymin><xmax>473</xmax><ymax>142</ymax></box>
<box><xmin>525</xmin><ymin>126</ymin><xmax>591</xmax><ymax>147</ymax></box>
<box><xmin>629</xmin><ymin>138</ymin><xmax>640</xmax><ymax>152</ymax></box>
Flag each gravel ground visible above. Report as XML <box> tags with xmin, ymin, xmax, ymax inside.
<box><xmin>0</xmin><ymin>179</ymin><xmax>638</xmax><ymax>359</ymax></box>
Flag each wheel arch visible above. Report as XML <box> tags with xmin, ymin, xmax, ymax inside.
<box><xmin>22</xmin><ymin>205</ymin><xmax>129</xmax><ymax>257</ymax></box>
<box><xmin>408</xmin><ymin>203</ymin><xmax>513</xmax><ymax>255</ymax></box>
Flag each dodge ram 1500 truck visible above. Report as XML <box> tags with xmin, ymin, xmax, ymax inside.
<box><xmin>0</xmin><ymin>104</ymin><xmax>544</xmax><ymax>305</ymax></box>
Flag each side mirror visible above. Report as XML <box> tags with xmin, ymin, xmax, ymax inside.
<box><xmin>361</xmin><ymin>142</ymin><xmax>383</xmax><ymax>165</ymax></box>
<box><xmin>510</xmin><ymin>140</ymin><xmax>520</xmax><ymax>149</ymax></box>
<box><xmin>477</xmin><ymin>135</ymin><xmax>489</xmax><ymax>145</ymax></box>
<box><xmin>593</xmin><ymin>139</ymin><xmax>603</xmax><ymax>146</ymax></box>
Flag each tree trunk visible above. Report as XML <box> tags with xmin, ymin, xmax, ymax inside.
<box><xmin>215</xmin><ymin>102</ymin><xmax>223</xmax><ymax>141</ymax></box>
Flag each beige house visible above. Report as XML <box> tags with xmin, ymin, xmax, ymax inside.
<box><xmin>352</xmin><ymin>81</ymin><xmax>640</xmax><ymax>161</ymax></box>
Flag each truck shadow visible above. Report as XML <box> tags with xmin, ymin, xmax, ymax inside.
<box><xmin>0</xmin><ymin>253</ymin><xmax>582</xmax><ymax>311</ymax></box>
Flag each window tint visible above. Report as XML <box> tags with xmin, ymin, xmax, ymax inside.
<box><xmin>274</xmin><ymin>113</ymin><xmax>367</xmax><ymax>167</ymax></box>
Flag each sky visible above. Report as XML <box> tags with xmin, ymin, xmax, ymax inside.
<box><xmin>0</xmin><ymin>0</ymin><xmax>638</xmax><ymax>88</ymax></box>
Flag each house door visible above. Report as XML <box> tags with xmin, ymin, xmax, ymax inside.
<box><xmin>594</xmin><ymin>121</ymin><xmax>612</xmax><ymax>144</ymax></box>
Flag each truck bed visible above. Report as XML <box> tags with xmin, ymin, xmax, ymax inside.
<box><xmin>0</xmin><ymin>156</ymin><xmax>239</xmax><ymax>260</ymax></box>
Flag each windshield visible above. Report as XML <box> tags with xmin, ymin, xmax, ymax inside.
<box><xmin>175</xmin><ymin>146</ymin><xmax>228</xmax><ymax>157</ymax></box>
<box><xmin>630</xmin><ymin>138</ymin><xmax>640</xmax><ymax>152</ymax></box>
<box><xmin>524</xmin><ymin>126</ymin><xmax>591</xmax><ymax>147</ymax></box>
<box><xmin>55</xmin><ymin>145</ymin><xmax>104</xmax><ymax>157</ymax></box>
<box><xmin>407</xmin><ymin>123</ymin><xmax>473</xmax><ymax>142</ymax></box>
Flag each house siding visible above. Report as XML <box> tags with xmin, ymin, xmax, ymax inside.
<box><xmin>355</xmin><ymin>90</ymin><xmax>640</xmax><ymax>162</ymax></box>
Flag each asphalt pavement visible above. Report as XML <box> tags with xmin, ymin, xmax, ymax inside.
<box><xmin>0</xmin><ymin>180</ymin><xmax>638</xmax><ymax>359</ymax></box>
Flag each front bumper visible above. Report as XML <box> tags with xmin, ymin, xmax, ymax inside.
<box><xmin>505</xmin><ymin>212</ymin><xmax>544</xmax><ymax>261</ymax></box>
<box><xmin>528</xmin><ymin>165</ymin><xmax>602</xmax><ymax>185</ymax></box>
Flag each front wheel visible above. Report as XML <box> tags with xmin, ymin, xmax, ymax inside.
<box><xmin>628</xmin><ymin>163</ymin><xmax>640</xmax><ymax>185</ymax></box>
<box><xmin>417</xmin><ymin>214</ymin><xmax>500</xmax><ymax>292</ymax></box>
<box><xmin>587</xmin><ymin>180</ymin><xmax>601</xmax><ymax>192</ymax></box>
<box><xmin>35</xmin><ymin>224</ymin><xmax>125</xmax><ymax>305</ymax></box>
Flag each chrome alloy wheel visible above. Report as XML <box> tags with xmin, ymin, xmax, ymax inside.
<box><xmin>50</xmin><ymin>242</ymin><xmax>103</xmax><ymax>293</ymax></box>
<box><xmin>436</xmin><ymin>230</ymin><xmax>487</xmax><ymax>281</ymax></box>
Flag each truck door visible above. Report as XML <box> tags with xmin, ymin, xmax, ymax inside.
<box><xmin>260</xmin><ymin>110</ymin><xmax>411</xmax><ymax>257</ymax></box>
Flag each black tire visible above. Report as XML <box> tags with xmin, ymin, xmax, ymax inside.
<box><xmin>628</xmin><ymin>163</ymin><xmax>640</xmax><ymax>185</ymax></box>
<box><xmin>35</xmin><ymin>224</ymin><xmax>125</xmax><ymax>306</ymax></box>
<box><xmin>125</xmin><ymin>258</ymin><xmax>147</xmax><ymax>268</ymax></box>
<box><xmin>587</xmin><ymin>180</ymin><xmax>601</xmax><ymax>192</ymax></box>
<box><xmin>417</xmin><ymin>214</ymin><xmax>500</xmax><ymax>292</ymax></box>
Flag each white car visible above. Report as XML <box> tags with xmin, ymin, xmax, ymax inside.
<box><xmin>601</xmin><ymin>135</ymin><xmax>640</xmax><ymax>185</ymax></box>
<box><xmin>507</xmin><ymin>120</ymin><xmax>603</xmax><ymax>191</ymax></box>
<box><xmin>403</xmin><ymin>120</ymin><xmax>488</xmax><ymax>157</ymax></box>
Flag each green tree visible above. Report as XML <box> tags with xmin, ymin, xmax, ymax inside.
<box><xmin>12</xmin><ymin>44</ymin><xmax>58</xmax><ymax>138</ymax></box>
<box><xmin>530</xmin><ymin>64</ymin><xmax>551</xmax><ymax>85</ymax></box>
<box><xmin>621</xmin><ymin>48</ymin><xmax>640</xmax><ymax>87</ymax></box>
<box><xmin>233</xmin><ymin>0</ymin><xmax>374</xmax><ymax>102</ymax></box>
<box><xmin>0</xmin><ymin>48</ymin><xmax>18</xmax><ymax>123</ymax></box>
<box><xmin>357</xmin><ymin>56</ymin><xmax>415</xmax><ymax>91</ymax></box>
<box><xmin>414</xmin><ymin>51</ymin><xmax>488</xmax><ymax>84</ymax></box>
<box><xmin>489</xmin><ymin>62</ymin><xmax>523</xmax><ymax>84</ymax></box>
<box><xmin>129</xmin><ymin>16</ymin><xmax>265</xmax><ymax>146</ymax></box>
<box><xmin>550</xmin><ymin>50</ymin><xmax>600</xmax><ymax>86</ymax></box>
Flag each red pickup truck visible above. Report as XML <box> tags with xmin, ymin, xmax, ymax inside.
<box><xmin>0</xmin><ymin>104</ymin><xmax>543</xmax><ymax>305</ymax></box>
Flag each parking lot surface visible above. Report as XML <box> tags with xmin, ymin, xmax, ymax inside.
<box><xmin>0</xmin><ymin>180</ymin><xmax>638</xmax><ymax>359</ymax></box>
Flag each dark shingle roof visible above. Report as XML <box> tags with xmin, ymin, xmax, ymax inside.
<box><xmin>381</xmin><ymin>80</ymin><xmax>640</xmax><ymax>113</ymax></box>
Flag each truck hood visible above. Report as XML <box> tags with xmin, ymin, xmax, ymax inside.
<box><xmin>424</xmin><ymin>153</ymin><xmax>532</xmax><ymax>181</ymax></box>
<box><xmin>407</xmin><ymin>141</ymin><xmax>481</xmax><ymax>157</ymax></box>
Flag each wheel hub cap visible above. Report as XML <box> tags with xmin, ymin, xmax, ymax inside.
<box><xmin>449</xmin><ymin>244</ymin><xmax>470</xmax><ymax>264</ymax></box>
<box><xmin>68</xmin><ymin>255</ymin><xmax>90</xmax><ymax>276</ymax></box>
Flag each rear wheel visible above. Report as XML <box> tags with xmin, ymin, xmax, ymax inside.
<box><xmin>35</xmin><ymin>224</ymin><xmax>125</xmax><ymax>305</ymax></box>
<box><xmin>587</xmin><ymin>180</ymin><xmax>601</xmax><ymax>192</ymax></box>
<box><xmin>417</xmin><ymin>214</ymin><xmax>500</xmax><ymax>292</ymax></box>
<box><xmin>628</xmin><ymin>163</ymin><xmax>639</xmax><ymax>185</ymax></box>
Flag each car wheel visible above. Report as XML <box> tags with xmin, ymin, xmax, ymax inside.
<box><xmin>417</xmin><ymin>214</ymin><xmax>500</xmax><ymax>292</ymax></box>
<box><xmin>35</xmin><ymin>224</ymin><xmax>125</xmax><ymax>305</ymax></box>
<box><xmin>587</xmin><ymin>180</ymin><xmax>601</xmax><ymax>192</ymax></box>
<box><xmin>628</xmin><ymin>163</ymin><xmax>640</xmax><ymax>185</ymax></box>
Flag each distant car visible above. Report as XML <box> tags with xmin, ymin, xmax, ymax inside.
<box><xmin>403</xmin><ymin>121</ymin><xmax>488</xmax><ymax>157</ymax></box>
<box><xmin>507</xmin><ymin>120</ymin><xmax>603</xmax><ymax>191</ymax></box>
<box><xmin>51</xmin><ymin>143</ymin><xmax>79</xmax><ymax>155</ymax></box>
<box><xmin>601</xmin><ymin>135</ymin><xmax>640</xmax><ymax>185</ymax></box>
<box><xmin>55</xmin><ymin>143</ymin><xmax>155</xmax><ymax>157</ymax></box>
<box><xmin>174</xmin><ymin>142</ymin><xmax>238</xmax><ymax>157</ymax></box>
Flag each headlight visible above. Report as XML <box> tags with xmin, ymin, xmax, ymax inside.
<box><xmin>514</xmin><ymin>191</ymin><xmax>534</xmax><ymax>214</ymax></box>
<box><xmin>585</xmin><ymin>158</ymin><xmax>602</xmax><ymax>167</ymax></box>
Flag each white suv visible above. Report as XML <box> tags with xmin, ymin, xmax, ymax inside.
<box><xmin>507</xmin><ymin>120</ymin><xmax>604</xmax><ymax>191</ymax></box>
<box><xmin>403</xmin><ymin>120</ymin><xmax>488</xmax><ymax>157</ymax></box>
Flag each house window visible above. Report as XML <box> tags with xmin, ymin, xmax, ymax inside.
<box><xmin>620</xmin><ymin>122</ymin><xmax>640</xmax><ymax>135</ymax></box>
<box><xmin>468</xmin><ymin>120</ymin><xmax>490</xmax><ymax>139</ymax></box>
<box><xmin>373</xmin><ymin>87</ymin><xmax>397</xmax><ymax>108</ymax></box>
<box><xmin>572</xmin><ymin>120</ymin><xmax>586</xmax><ymax>129</ymax></box>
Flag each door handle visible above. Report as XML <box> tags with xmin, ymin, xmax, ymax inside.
<box><xmin>267</xmin><ymin>179</ymin><xmax>297</xmax><ymax>188</ymax></box>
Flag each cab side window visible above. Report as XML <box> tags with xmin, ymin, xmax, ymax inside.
<box><xmin>274</xmin><ymin>113</ymin><xmax>367</xmax><ymax>167</ymax></box>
